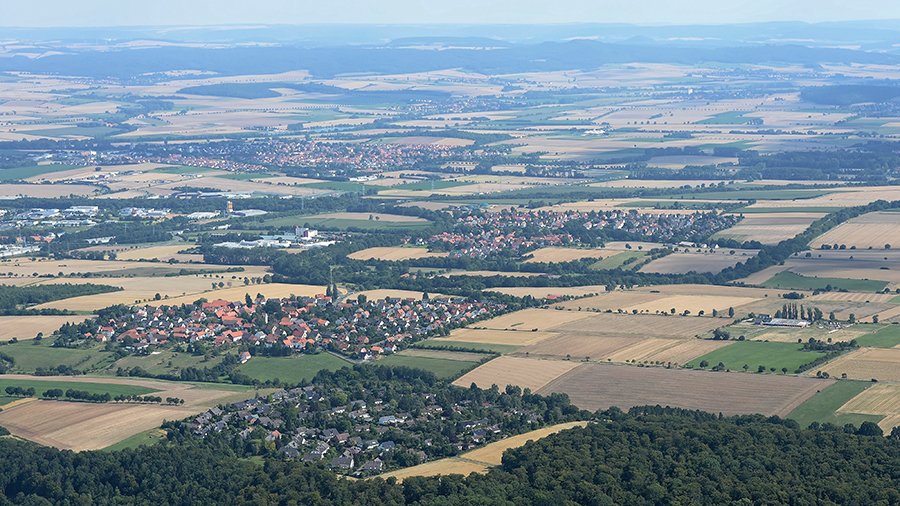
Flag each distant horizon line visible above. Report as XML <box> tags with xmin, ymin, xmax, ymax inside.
<box><xmin>1</xmin><ymin>19</ymin><xmax>899</xmax><ymax>30</ymax></box>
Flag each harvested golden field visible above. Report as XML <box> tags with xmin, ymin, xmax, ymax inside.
<box><xmin>0</xmin><ymin>374</ymin><xmax>252</xmax><ymax>450</ymax></box>
<box><xmin>453</xmin><ymin>356</ymin><xmax>581</xmax><ymax>391</ymax></box>
<box><xmin>523</xmin><ymin>247</ymin><xmax>607</xmax><ymax>264</ymax></box>
<box><xmin>877</xmin><ymin>414</ymin><xmax>900</xmax><ymax>433</ymax></box>
<box><xmin>873</xmin><ymin>305</ymin><xmax>900</xmax><ymax>323</ymax></box>
<box><xmin>0</xmin><ymin>183</ymin><xmax>99</xmax><ymax>198</ymax></box>
<box><xmin>462</xmin><ymin>421</ymin><xmax>588</xmax><ymax>466</ymax></box>
<box><xmin>808</xmin><ymin>292</ymin><xmax>896</xmax><ymax>303</ymax></box>
<box><xmin>811</xmin><ymin>212</ymin><xmax>900</xmax><ymax>250</ymax></box>
<box><xmin>640</xmin><ymin>251</ymin><xmax>757</xmax><ymax>275</ymax></box>
<box><xmin>158</xmin><ymin>283</ymin><xmax>326</xmax><ymax>306</ymax></box>
<box><xmin>0</xmin><ymin>401</ymin><xmax>195</xmax><ymax>451</ymax></box>
<box><xmin>470</xmin><ymin>308</ymin><xmax>595</xmax><ymax>332</ymax></box>
<box><xmin>106</xmin><ymin>245</ymin><xmax>203</xmax><ymax>263</ymax></box>
<box><xmin>487</xmin><ymin>285</ymin><xmax>606</xmax><ymax>299</ymax></box>
<box><xmin>435</xmin><ymin>328</ymin><xmax>558</xmax><ymax>347</ymax></box>
<box><xmin>315</xmin><ymin>212</ymin><xmax>429</xmax><ymax>223</ymax></box>
<box><xmin>521</xmin><ymin>334</ymin><xmax>641</xmax><ymax>361</ymax></box>
<box><xmin>0</xmin><ymin>258</ymin><xmax>228</xmax><ymax>278</ymax></box>
<box><xmin>837</xmin><ymin>383</ymin><xmax>900</xmax><ymax>416</ymax></box>
<box><xmin>548</xmin><ymin>312</ymin><xmax>724</xmax><ymax>339</ymax></box>
<box><xmin>347</xmin><ymin>246</ymin><xmax>447</xmax><ymax>261</ymax></box>
<box><xmin>714</xmin><ymin>213</ymin><xmax>823</xmax><ymax>244</ymax></box>
<box><xmin>557</xmin><ymin>290</ymin><xmax>759</xmax><ymax>316</ymax></box>
<box><xmin>749</xmin><ymin>326</ymin><xmax>866</xmax><ymax>344</ymax></box>
<box><xmin>605</xmin><ymin>338</ymin><xmax>733</xmax><ymax>364</ymax></box>
<box><xmin>815</xmin><ymin>348</ymin><xmax>900</xmax><ymax>382</ymax></box>
<box><xmin>377</xmin><ymin>459</ymin><xmax>489</xmax><ymax>482</ymax></box>
<box><xmin>537</xmin><ymin>363</ymin><xmax>829</xmax><ymax>416</ymax></box>
<box><xmin>0</xmin><ymin>315</ymin><xmax>94</xmax><ymax>341</ymax></box>
<box><xmin>32</xmin><ymin>274</ymin><xmax>267</xmax><ymax>311</ymax></box>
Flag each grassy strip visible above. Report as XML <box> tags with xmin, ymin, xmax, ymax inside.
<box><xmin>787</xmin><ymin>380</ymin><xmax>883</xmax><ymax>428</ymax></box>
<box><xmin>761</xmin><ymin>271</ymin><xmax>888</xmax><ymax>292</ymax></box>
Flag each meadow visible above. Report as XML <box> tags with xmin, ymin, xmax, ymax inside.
<box><xmin>687</xmin><ymin>341</ymin><xmax>826</xmax><ymax>373</ymax></box>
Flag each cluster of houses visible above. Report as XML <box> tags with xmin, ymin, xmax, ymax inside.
<box><xmin>428</xmin><ymin>208</ymin><xmax>739</xmax><ymax>258</ymax></box>
<box><xmin>185</xmin><ymin>383</ymin><xmax>544</xmax><ymax>476</ymax></box>
<box><xmin>89</xmin><ymin>293</ymin><xmax>505</xmax><ymax>359</ymax></box>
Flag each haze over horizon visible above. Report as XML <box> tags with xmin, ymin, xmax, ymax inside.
<box><xmin>5</xmin><ymin>0</ymin><xmax>900</xmax><ymax>27</ymax></box>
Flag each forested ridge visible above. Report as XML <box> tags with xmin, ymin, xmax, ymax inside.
<box><xmin>0</xmin><ymin>407</ymin><xmax>897</xmax><ymax>505</ymax></box>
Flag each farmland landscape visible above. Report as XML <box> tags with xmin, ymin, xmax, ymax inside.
<box><xmin>0</xmin><ymin>4</ymin><xmax>899</xmax><ymax>505</ymax></box>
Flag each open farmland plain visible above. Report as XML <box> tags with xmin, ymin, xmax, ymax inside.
<box><xmin>536</xmin><ymin>363</ymin><xmax>830</xmax><ymax>416</ymax></box>
<box><xmin>0</xmin><ymin>315</ymin><xmax>94</xmax><ymax>341</ymax></box>
<box><xmin>836</xmin><ymin>383</ymin><xmax>900</xmax><ymax>432</ymax></box>
<box><xmin>810</xmin><ymin>211</ymin><xmax>900</xmax><ymax>250</ymax></box>
<box><xmin>714</xmin><ymin>212</ymin><xmax>824</xmax><ymax>244</ymax></box>
<box><xmin>0</xmin><ymin>374</ymin><xmax>254</xmax><ymax>451</ymax></box>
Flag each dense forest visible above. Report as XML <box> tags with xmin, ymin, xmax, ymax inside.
<box><xmin>0</xmin><ymin>407</ymin><xmax>897</xmax><ymax>504</ymax></box>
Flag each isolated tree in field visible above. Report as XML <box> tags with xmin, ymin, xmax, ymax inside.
<box><xmin>781</xmin><ymin>367</ymin><xmax>788</xmax><ymax>375</ymax></box>
<box><xmin>728</xmin><ymin>307</ymin><xmax>735</xmax><ymax>318</ymax></box>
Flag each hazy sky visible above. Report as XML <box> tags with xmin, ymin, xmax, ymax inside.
<box><xmin>7</xmin><ymin>0</ymin><xmax>900</xmax><ymax>26</ymax></box>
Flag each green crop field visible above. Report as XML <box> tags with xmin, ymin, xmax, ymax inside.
<box><xmin>111</xmin><ymin>350</ymin><xmax>227</xmax><ymax>377</ymax></box>
<box><xmin>591</xmin><ymin>251</ymin><xmax>647</xmax><ymax>270</ymax></box>
<box><xmin>101</xmin><ymin>428</ymin><xmax>168</xmax><ymax>452</ymax></box>
<box><xmin>688</xmin><ymin>341</ymin><xmax>826</xmax><ymax>373</ymax></box>
<box><xmin>0</xmin><ymin>341</ymin><xmax>115</xmax><ymax>373</ymax></box>
<box><xmin>855</xmin><ymin>325</ymin><xmax>900</xmax><ymax>348</ymax></box>
<box><xmin>0</xmin><ymin>378</ymin><xmax>157</xmax><ymax>397</ymax></box>
<box><xmin>787</xmin><ymin>380</ymin><xmax>883</xmax><ymax>428</ymax></box>
<box><xmin>374</xmin><ymin>354</ymin><xmax>480</xmax><ymax>379</ymax></box>
<box><xmin>0</xmin><ymin>164</ymin><xmax>80</xmax><ymax>181</ymax></box>
<box><xmin>236</xmin><ymin>354</ymin><xmax>350</xmax><ymax>384</ymax></box>
<box><xmin>760</xmin><ymin>271</ymin><xmax>888</xmax><ymax>292</ymax></box>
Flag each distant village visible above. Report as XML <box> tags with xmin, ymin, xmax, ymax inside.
<box><xmin>427</xmin><ymin>208</ymin><xmax>740</xmax><ymax>258</ymax></box>
<box><xmin>84</xmin><ymin>294</ymin><xmax>506</xmax><ymax>360</ymax></box>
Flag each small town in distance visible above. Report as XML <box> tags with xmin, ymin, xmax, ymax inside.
<box><xmin>0</xmin><ymin>1</ymin><xmax>898</xmax><ymax>503</ymax></box>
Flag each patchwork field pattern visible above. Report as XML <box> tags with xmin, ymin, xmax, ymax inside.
<box><xmin>836</xmin><ymin>383</ymin><xmax>900</xmax><ymax>432</ymax></box>
<box><xmin>639</xmin><ymin>250</ymin><xmax>757</xmax><ymax>274</ymax></box>
<box><xmin>0</xmin><ymin>375</ymin><xmax>252</xmax><ymax>450</ymax></box>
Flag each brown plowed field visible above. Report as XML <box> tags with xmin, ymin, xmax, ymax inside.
<box><xmin>537</xmin><ymin>363</ymin><xmax>829</xmax><ymax>416</ymax></box>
